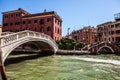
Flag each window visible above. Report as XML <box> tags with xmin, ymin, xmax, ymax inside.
<box><xmin>104</xmin><ymin>32</ymin><xmax>106</xmax><ymax>36</ymax></box>
<box><xmin>47</xmin><ymin>18</ymin><xmax>51</xmax><ymax>22</ymax></box>
<box><xmin>111</xmin><ymin>31</ymin><xmax>114</xmax><ymax>35</ymax></box>
<box><xmin>116</xmin><ymin>30</ymin><xmax>120</xmax><ymax>34</ymax></box>
<box><xmin>22</xmin><ymin>28</ymin><xmax>25</xmax><ymax>31</ymax></box>
<box><xmin>104</xmin><ymin>38</ymin><xmax>106</xmax><ymax>41</ymax></box>
<box><xmin>111</xmin><ymin>25</ymin><xmax>114</xmax><ymax>28</ymax></box>
<box><xmin>116</xmin><ymin>37</ymin><xmax>120</xmax><ymax>42</ymax></box>
<box><xmin>4</xmin><ymin>16</ymin><xmax>6</xmax><ymax>18</ymax></box>
<box><xmin>109</xmin><ymin>31</ymin><xmax>111</xmax><ymax>35</ymax></box>
<box><xmin>58</xmin><ymin>28</ymin><xmax>59</xmax><ymax>34</ymax></box>
<box><xmin>55</xmin><ymin>19</ymin><xmax>57</xmax><ymax>23</ymax></box>
<box><xmin>34</xmin><ymin>20</ymin><xmax>38</xmax><ymax>23</ymax></box>
<box><xmin>109</xmin><ymin>38</ymin><xmax>111</xmax><ymax>42</ymax></box>
<box><xmin>23</xmin><ymin>21</ymin><xmax>26</xmax><ymax>24</ymax></box>
<box><xmin>108</xmin><ymin>25</ymin><xmax>111</xmax><ymax>28</ymax></box>
<box><xmin>16</xmin><ymin>14</ymin><xmax>20</xmax><ymax>17</ymax></box>
<box><xmin>4</xmin><ymin>15</ymin><xmax>8</xmax><ymax>19</ymax></box>
<box><xmin>112</xmin><ymin>38</ymin><xmax>114</xmax><ymax>42</ymax></box>
<box><xmin>40</xmin><ymin>19</ymin><xmax>44</xmax><ymax>24</ymax></box>
<box><xmin>28</xmin><ymin>20</ymin><xmax>31</xmax><ymax>24</ymax></box>
<box><xmin>115</xmin><ymin>23</ymin><xmax>120</xmax><ymax>28</ymax></box>
<box><xmin>40</xmin><ymin>27</ymin><xmax>44</xmax><ymax>32</ymax></box>
<box><xmin>10</xmin><ymin>23</ymin><xmax>13</xmax><ymax>26</ymax></box>
<box><xmin>4</xmin><ymin>23</ymin><xmax>8</xmax><ymax>26</ymax></box>
<box><xmin>15</xmin><ymin>22</ymin><xmax>20</xmax><ymax>25</ymax></box>
<box><xmin>11</xmin><ymin>15</ymin><xmax>13</xmax><ymax>17</ymax></box>
<box><xmin>47</xmin><ymin>26</ymin><xmax>51</xmax><ymax>31</ymax></box>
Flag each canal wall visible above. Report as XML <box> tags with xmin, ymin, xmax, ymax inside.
<box><xmin>56</xmin><ymin>50</ymin><xmax>90</xmax><ymax>55</ymax></box>
<box><xmin>13</xmin><ymin>49</ymin><xmax>91</xmax><ymax>55</ymax></box>
<box><xmin>12</xmin><ymin>49</ymin><xmax>54</xmax><ymax>55</ymax></box>
<box><xmin>12</xmin><ymin>48</ymin><xmax>118</xmax><ymax>55</ymax></box>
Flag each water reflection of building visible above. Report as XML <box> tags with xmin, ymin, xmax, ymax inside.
<box><xmin>97</xmin><ymin>13</ymin><xmax>120</xmax><ymax>43</ymax></box>
<box><xmin>2</xmin><ymin>8</ymin><xmax>62</xmax><ymax>41</ymax></box>
<box><xmin>68</xmin><ymin>26</ymin><xmax>97</xmax><ymax>45</ymax></box>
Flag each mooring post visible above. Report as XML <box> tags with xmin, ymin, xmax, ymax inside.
<box><xmin>0</xmin><ymin>50</ymin><xmax>8</xmax><ymax>80</ymax></box>
<box><xmin>0</xmin><ymin>63</ymin><xmax>7</xmax><ymax>80</ymax></box>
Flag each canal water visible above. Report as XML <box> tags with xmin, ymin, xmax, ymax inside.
<box><xmin>2</xmin><ymin>54</ymin><xmax>120</xmax><ymax>80</ymax></box>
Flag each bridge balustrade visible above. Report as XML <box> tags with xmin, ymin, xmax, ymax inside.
<box><xmin>0</xmin><ymin>30</ymin><xmax>57</xmax><ymax>48</ymax></box>
<box><xmin>82</xmin><ymin>41</ymin><xmax>119</xmax><ymax>53</ymax></box>
<box><xmin>0</xmin><ymin>32</ymin><xmax>13</xmax><ymax>36</ymax></box>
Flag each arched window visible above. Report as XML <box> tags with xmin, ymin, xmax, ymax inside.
<box><xmin>40</xmin><ymin>19</ymin><xmax>44</xmax><ymax>24</ymax></box>
<box><xmin>58</xmin><ymin>28</ymin><xmax>59</xmax><ymax>34</ymax></box>
<box><xmin>40</xmin><ymin>27</ymin><xmax>44</xmax><ymax>33</ymax></box>
<box><xmin>55</xmin><ymin>27</ymin><xmax>56</xmax><ymax>33</ymax></box>
<box><xmin>47</xmin><ymin>18</ymin><xmax>51</xmax><ymax>22</ymax></box>
<box><xmin>47</xmin><ymin>26</ymin><xmax>51</xmax><ymax>31</ymax></box>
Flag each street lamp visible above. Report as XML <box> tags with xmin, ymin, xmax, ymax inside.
<box><xmin>67</xmin><ymin>28</ymin><xmax>70</xmax><ymax>36</ymax></box>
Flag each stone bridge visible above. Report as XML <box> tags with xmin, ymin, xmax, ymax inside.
<box><xmin>0</xmin><ymin>30</ymin><xmax>58</xmax><ymax>80</ymax></box>
<box><xmin>82</xmin><ymin>41</ymin><xmax>119</xmax><ymax>54</ymax></box>
<box><xmin>0</xmin><ymin>30</ymin><xmax>58</xmax><ymax>63</ymax></box>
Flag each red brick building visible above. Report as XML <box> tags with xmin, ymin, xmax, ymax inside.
<box><xmin>68</xmin><ymin>26</ymin><xmax>97</xmax><ymax>45</ymax></box>
<box><xmin>97</xmin><ymin>13</ymin><xmax>120</xmax><ymax>43</ymax></box>
<box><xmin>2</xmin><ymin>8</ymin><xmax>62</xmax><ymax>41</ymax></box>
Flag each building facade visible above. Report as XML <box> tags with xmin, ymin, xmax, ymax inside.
<box><xmin>97</xmin><ymin>22</ymin><xmax>114</xmax><ymax>42</ymax></box>
<box><xmin>2</xmin><ymin>8</ymin><xmax>62</xmax><ymax>41</ymax></box>
<box><xmin>69</xmin><ymin>26</ymin><xmax>97</xmax><ymax>45</ymax></box>
<box><xmin>97</xmin><ymin>13</ymin><xmax>120</xmax><ymax>43</ymax></box>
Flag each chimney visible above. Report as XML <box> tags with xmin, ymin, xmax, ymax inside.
<box><xmin>44</xmin><ymin>9</ymin><xmax>46</xmax><ymax>13</ymax></box>
<box><xmin>18</xmin><ymin>8</ymin><xmax>22</xmax><ymax>10</ymax></box>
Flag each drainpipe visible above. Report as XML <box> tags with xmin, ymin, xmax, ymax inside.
<box><xmin>0</xmin><ymin>50</ymin><xmax>8</xmax><ymax>80</ymax></box>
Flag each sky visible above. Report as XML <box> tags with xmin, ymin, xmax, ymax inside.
<box><xmin>0</xmin><ymin>0</ymin><xmax>120</xmax><ymax>36</ymax></box>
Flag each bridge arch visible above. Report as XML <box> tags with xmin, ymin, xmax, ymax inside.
<box><xmin>0</xmin><ymin>30</ymin><xmax>58</xmax><ymax>63</ymax></box>
<box><xmin>97</xmin><ymin>46</ymin><xmax>114</xmax><ymax>53</ymax></box>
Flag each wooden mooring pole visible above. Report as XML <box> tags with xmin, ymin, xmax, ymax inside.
<box><xmin>0</xmin><ymin>50</ymin><xmax>7</xmax><ymax>80</ymax></box>
<box><xmin>0</xmin><ymin>63</ymin><xmax>7</xmax><ymax>80</ymax></box>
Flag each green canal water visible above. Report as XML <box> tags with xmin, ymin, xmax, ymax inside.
<box><xmin>2</xmin><ymin>54</ymin><xmax>120</xmax><ymax>80</ymax></box>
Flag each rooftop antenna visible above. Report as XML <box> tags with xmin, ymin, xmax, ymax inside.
<box><xmin>67</xmin><ymin>28</ymin><xmax>70</xmax><ymax>35</ymax></box>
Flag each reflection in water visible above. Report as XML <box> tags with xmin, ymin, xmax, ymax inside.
<box><xmin>3</xmin><ymin>54</ymin><xmax>120</xmax><ymax>80</ymax></box>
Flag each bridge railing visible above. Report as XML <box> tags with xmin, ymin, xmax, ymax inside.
<box><xmin>88</xmin><ymin>41</ymin><xmax>106</xmax><ymax>49</ymax></box>
<box><xmin>0</xmin><ymin>32</ymin><xmax>14</xmax><ymax>36</ymax></box>
<box><xmin>26</xmin><ymin>30</ymin><xmax>58</xmax><ymax>47</ymax></box>
<box><xmin>0</xmin><ymin>30</ymin><xmax>57</xmax><ymax>48</ymax></box>
<box><xmin>82</xmin><ymin>41</ymin><xmax>106</xmax><ymax>50</ymax></box>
